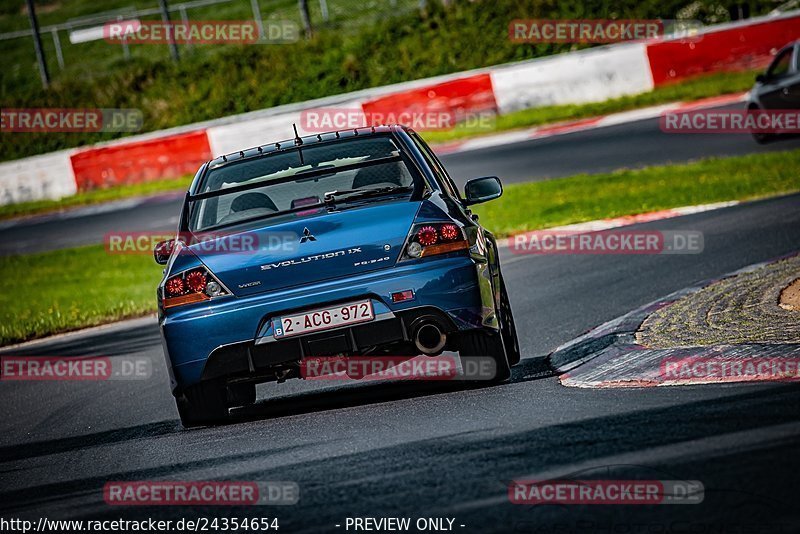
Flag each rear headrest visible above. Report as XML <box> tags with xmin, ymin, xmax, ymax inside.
<box><xmin>230</xmin><ymin>192</ymin><xmax>278</xmax><ymax>212</ymax></box>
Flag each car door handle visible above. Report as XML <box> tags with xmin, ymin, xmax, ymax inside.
<box><xmin>783</xmin><ymin>87</ymin><xmax>790</xmax><ymax>95</ymax></box>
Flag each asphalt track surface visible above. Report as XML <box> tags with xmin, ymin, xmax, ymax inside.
<box><xmin>2</xmin><ymin>103</ymin><xmax>800</xmax><ymax>256</ymax></box>
<box><xmin>2</xmin><ymin>192</ymin><xmax>799</xmax><ymax>532</ymax></box>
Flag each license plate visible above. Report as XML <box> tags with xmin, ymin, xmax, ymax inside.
<box><xmin>273</xmin><ymin>300</ymin><xmax>374</xmax><ymax>339</ymax></box>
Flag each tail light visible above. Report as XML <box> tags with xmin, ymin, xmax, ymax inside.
<box><xmin>402</xmin><ymin>222</ymin><xmax>469</xmax><ymax>260</ymax></box>
<box><xmin>162</xmin><ymin>267</ymin><xmax>230</xmax><ymax>309</ymax></box>
<box><xmin>185</xmin><ymin>271</ymin><xmax>207</xmax><ymax>293</ymax></box>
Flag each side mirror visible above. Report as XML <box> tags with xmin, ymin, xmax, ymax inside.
<box><xmin>153</xmin><ymin>239</ymin><xmax>175</xmax><ymax>265</ymax></box>
<box><xmin>755</xmin><ymin>73</ymin><xmax>767</xmax><ymax>83</ymax></box>
<box><xmin>464</xmin><ymin>176</ymin><xmax>503</xmax><ymax>205</ymax></box>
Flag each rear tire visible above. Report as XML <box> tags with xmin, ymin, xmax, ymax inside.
<box><xmin>459</xmin><ymin>330</ymin><xmax>511</xmax><ymax>383</ymax></box>
<box><xmin>176</xmin><ymin>379</ymin><xmax>229</xmax><ymax>427</ymax></box>
<box><xmin>499</xmin><ymin>275</ymin><xmax>521</xmax><ymax>366</ymax></box>
<box><xmin>749</xmin><ymin>105</ymin><xmax>772</xmax><ymax>144</ymax></box>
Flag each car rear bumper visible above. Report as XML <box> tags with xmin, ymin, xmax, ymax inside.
<box><xmin>160</xmin><ymin>255</ymin><xmax>497</xmax><ymax>392</ymax></box>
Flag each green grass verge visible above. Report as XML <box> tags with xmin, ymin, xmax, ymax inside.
<box><xmin>0</xmin><ymin>175</ymin><xmax>192</xmax><ymax>220</ymax></box>
<box><xmin>424</xmin><ymin>70</ymin><xmax>756</xmax><ymax>144</ymax></box>
<box><xmin>472</xmin><ymin>149</ymin><xmax>800</xmax><ymax>236</ymax></box>
<box><xmin>2</xmin><ymin>148</ymin><xmax>798</xmax><ymax>346</ymax></box>
<box><xmin>0</xmin><ymin>246</ymin><xmax>162</xmax><ymax>346</ymax></box>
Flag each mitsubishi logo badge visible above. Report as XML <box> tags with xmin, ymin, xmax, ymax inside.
<box><xmin>300</xmin><ymin>227</ymin><xmax>316</xmax><ymax>243</ymax></box>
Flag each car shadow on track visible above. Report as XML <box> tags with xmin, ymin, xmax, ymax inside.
<box><xmin>0</xmin><ymin>442</ymin><xmax>324</xmax><ymax>514</ymax></box>
<box><xmin>0</xmin><ymin>420</ymin><xmax>181</xmax><ymax>463</ymax></box>
<box><xmin>226</xmin><ymin>356</ymin><xmax>557</xmax><ymax>425</ymax></box>
<box><xmin>11</xmin><ymin>384</ymin><xmax>795</xmax><ymax>526</ymax></box>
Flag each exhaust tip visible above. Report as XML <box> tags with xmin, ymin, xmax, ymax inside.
<box><xmin>414</xmin><ymin>323</ymin><xmax>446</xmax><ymax>355</ymax></box>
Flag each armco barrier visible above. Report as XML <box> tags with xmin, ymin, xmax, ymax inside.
<box><xmin>1</xmin><ymin>10</ymin><xmax>798</xmax><ymax>206</ymax></box>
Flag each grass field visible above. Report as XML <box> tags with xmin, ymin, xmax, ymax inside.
<box><xmin>472</xmin><ymin>149</ymin><xmax>800</xmax><ymax>235</ymax></box>
<box><xmin>2</xmin><ymin>148</ymin><xmax>798</xmax><ymax>346</ymax></box>
<box><xmin>0</xmin><ymin>245</ymin><xmax>162</xmax><ymax>345</ymax></box>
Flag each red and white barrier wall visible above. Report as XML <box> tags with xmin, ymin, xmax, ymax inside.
<box><xmin>490</xmin><ymin>42</ymin><xmax>655</xmax><ymax>113</ymax></box>
<box><xmin>1</xmin><ymin>11</ymin><xmax>798</xmax><ymax>206</ymax></box>
<box><xmin>646</xmin><ymin>14</ymin><xmax>800</xmax><ymax>84</ymax></box>
<box><xmin>69</xmin><ymin>130</ymin><xmax>212</xmax><ymax>191</ymax></box>
<box><xmin>0</xmin><ymin>150</ymin><xmax>78</xmax><ymax>205</ymax></box>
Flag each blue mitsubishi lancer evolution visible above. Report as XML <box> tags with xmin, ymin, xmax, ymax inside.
<box><xmin>154</xmin><ymin>124</ymin><xmax>520</xmax><ymax>426</ymax></box>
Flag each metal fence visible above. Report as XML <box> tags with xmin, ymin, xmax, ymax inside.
<box><xmin>1</xmin><ymin>0</ymin><xmax>425</xmax><ymax>84</ymax></box>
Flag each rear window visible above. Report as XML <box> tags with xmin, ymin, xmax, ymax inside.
<box><xmin>767</xmin><ymin>47</ymin><xmax>793</xmax><ymax>79</ymax></box>
<box><xmin>190</xmin><ymin>136</ymin><xmax>420</xmax><ymax>231</ymax></box>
